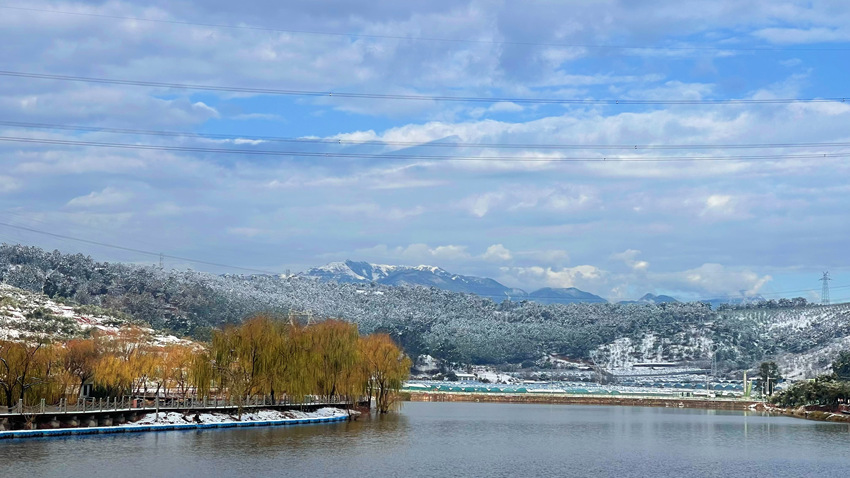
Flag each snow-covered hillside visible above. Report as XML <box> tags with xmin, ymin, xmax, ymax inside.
<box><xmin>588</xmin><ymin>303</ymin><xmax>850</xmax><ymax>379</ymax></box>
<box><xmin>0</xmin><ymin>283</ymin><xmax>187</xmax><ymax>345</ymax></box>
<box><xmin>1</xmin><ymin>244</ymin><xmax>847</xmax><ymax>377</ymax></box>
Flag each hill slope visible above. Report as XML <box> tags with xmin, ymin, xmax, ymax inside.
<box><xmin>1</xmin><ymin>244</ymin><xmax>847</xmax><ymax>377</ymax></box>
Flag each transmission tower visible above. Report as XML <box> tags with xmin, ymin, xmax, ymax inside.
<box><xmin>820</xmin><ymin>271</ymin><xmax>831</xmax><ymax>305</ymax></box>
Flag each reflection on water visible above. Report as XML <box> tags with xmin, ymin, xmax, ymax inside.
<box><xmin>2</xmin><ymin>403</ymin><xmax>849</xmax><ymax>478</ymax></box>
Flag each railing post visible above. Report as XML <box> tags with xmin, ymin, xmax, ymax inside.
<box><xmin>40</xmin><ymin>398</ymin><xmax>45</xmax><ymax>414</ymax></box>
<box><xmin>17</xmin><ymin>399</ymin><xmax>23</xmax><ymax>414</ymax></box>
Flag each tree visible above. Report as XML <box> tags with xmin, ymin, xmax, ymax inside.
<box><xmin>0</xmin><ymin>339</ymin><xmax>54</xmax><ymax>407</ymax></box>
<box><xmin>62</xmin><ymin>337</ymin><xmax>100</xmax><ymax>400</ymax></box>
<box><xmin>209</xmin><ymin>316</ymin><xmax>283</xmax><ymax>418</ymax></box>
<box><xmin>832</xmin><ymin>351</ymin><xmax>850</xmax><ymax>381</ymax></box>
<box><xmin>161</xmin><ymin>344</ymin><xmax>196</xmax><ymax>399</ymax></box>
<box><xmin>93</xmin><ymin>327</ymin><xmax>155</xmax><ymax>396</ymax></box>
<box><xmin>304</xmin><ymin>320</ymin><xmax>361</xmax><ymax>399</ymax></box>
<box><xmin>757</xmin><ymin>361</ymin><xmax>781</xmax><ymax>396</ymax></box>
<box><xmin>360</xmin><ymin>334</ymin><xmax>412</xmax><ymax>413</ymax></box>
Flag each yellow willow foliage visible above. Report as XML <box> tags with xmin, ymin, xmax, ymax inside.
<box><xmin>93</xmin><ymin>327</ymin><xmax>158</xmax><ymax>396</ymax></box>
<box><xmin>160</xmin><ymin>344</ymin><xmax>196</xmax><ymax>398</ymax></box>
<box><xmin>272</xmin><ymin>324</ymin><xmax>312</xmax><ymax>402</ymax></box>
<box><xmin>210</xmin><ymin>316</ymin><xmax>277</xmax><ymax>400</ymax></box>
<box><xmin>93</xmin><ymin>354</ymin><xmax>135</xmax><ymax>395</ymax></box>
<box><xmin>184</xmin><ymin>317</ymin><xmax>410</xmax><ymax>411</ymax></box>
<box><xmin>61</xmin><ymin>337</ymin><xmax>100</xmax><ymax>399</ymax></box>
<box><xmin>191</xmin><ymin>348</ymin><xmax>214</xmax><ymax>398</ymax></box>
<box><xmin>359</xmin><ymin>334</ymin><xmax>412</xmax><ymax>413</ymax></box>
<box><xmin>0</xmin><ymin>339</ymin><xmax>57</xmax><ymax>406</ymax></box>
<box><xmin>303</xmin><ymin>320</ymin><xmax>363</xmax><ymax>399</ymax></box>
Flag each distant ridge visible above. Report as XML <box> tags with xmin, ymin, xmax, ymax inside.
<box><xmin>527</xmin><ymin>287</ymin><xmax>607</xmax><ymax>304</ymax></box>
<box><xmin>619</xmin><ymin>293</ymin><xmax>679</xmax><ymax>305</ymax></box>
<box><xmin>302</xmin><ymin>260</ymin><xmax>606</xmax><ymax>304</ymax></box>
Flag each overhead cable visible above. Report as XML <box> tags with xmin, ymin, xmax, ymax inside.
<box><xmin>4</xmin><ymin>120</ymin><xmax>850</xmax><ymax>151</ymax></box>
<box><xmin>0</xmin><ymin>221</ymin><xmax>281</xmax><ymax>275</ymax></box>
<box><xmin>1</xmin><ymin>70</ymin><xmax>847</xmax><ymax>106</ymax></box>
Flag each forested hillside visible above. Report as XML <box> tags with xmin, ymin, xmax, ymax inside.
<box><xmin>2</xmin><ymin>244</ymin><xmax>847</xmax><ymax>377</ymax></box>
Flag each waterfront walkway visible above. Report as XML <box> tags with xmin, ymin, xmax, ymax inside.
<box><xmin>0</xmin><ymin>396</ymin><xmax>362</xmax><ymax>431</ymax></box>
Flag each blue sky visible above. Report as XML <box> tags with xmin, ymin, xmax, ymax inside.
<box><xmin>0</xmin><ymin>1</ymin><xmax>849</xmax><ymax>302</ymax></box>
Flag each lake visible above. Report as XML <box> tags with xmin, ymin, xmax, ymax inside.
<box><xmin>2</xmin><ymin>402</ymin><xmax>849</xmax><ymax>477</ymax></box>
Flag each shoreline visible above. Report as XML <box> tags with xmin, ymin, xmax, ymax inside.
<box><xmin>408</xmin><ymin>391</ymin><xmax>850</xmax><ymax>423</ymax></box>
<box><xmin>407</xmin><ymin>391</ymin><xmax>760</xmax><ymax>411</ymax></box>
<box><xmin>0</xmin><ymin>407</ymin><xmax>352</xmax><ymax>440</ymax></box>
<box><xmin>763</xmin><ymin>404</ymin><xmax>850</xmax><ymax>424</ymax></box>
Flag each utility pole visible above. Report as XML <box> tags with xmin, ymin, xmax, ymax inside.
<box><xmin>820</xmin><ymin>271</ymin><xmax>831</xmax><ymax>305</ymax></box>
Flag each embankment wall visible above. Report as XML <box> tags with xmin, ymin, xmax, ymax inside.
<box><xmin>408</xmin><ymin>392</ymin><xmax>760</xmax><ymax>411</ymax></box>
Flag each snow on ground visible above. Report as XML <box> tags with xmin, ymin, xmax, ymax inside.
<box><xmin>0</xmin><ymin>283</ymin><xmax>192</xmax><ymax>346</ymax></box>
<box><xmin>778</xmin><ymin>335</ymin><xmax>850</xmax><ymax>380</ymax></box>
<box><xmin>129</xmin><ymin>407</ymin><xmax>350</xmax><ymax>426</ymax></box>
<box><xmin>470</xmin><ymin>367</ymin><xmax>518</xmax><ymax>384</ymax></box>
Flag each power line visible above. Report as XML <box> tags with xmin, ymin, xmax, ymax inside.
<box><xmin>1</xmin><ymin>135</ymin><xmax>848</xmax><ymax>163</ymax></box>
<box><xmin>4</xmin><ymin>4</ymin><xmax>849</xmax><ymax>53</ymax></box>
<box><xmin>5</xmin><ymin>120</ymin><xmax>850</xmax><ymax>152</ymax></box>
<box><xmin>1</xmin><ymin>70</ymin><xmax>847</xmax><ymax>106</ymax></box>
<box><xmin>0</xmin><ymin>221</ymin><xmax>281</xmax><ymax>275</ymax></box>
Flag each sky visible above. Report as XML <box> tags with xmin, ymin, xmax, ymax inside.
<box><xmin>0</xmin><ymin>0</ymin><xmax>849</xmax><ymax>302</ymax></box>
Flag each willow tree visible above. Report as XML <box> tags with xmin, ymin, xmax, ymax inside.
<box><xmin>161</xmin><ymin>344</ymin><xmax>196</xmax><ymax>399</ymax></box>
<box><xmin>210</xmin><ymin>316</ymin><xmax>284</xmax><ymax>418</ymax></box>
<box><xmin>359</xmin><ymin>334</ymin><xmax>412</xmax><ymax>413</ymax></box>
<box><xmin>191</xmin><ymin>346</ymin><xmax>214</xmax><ymax>399</ymax></box>
<box><xmin>62</xmin><ymin>337</ymin><xmax>100</xmax><ymax>400</ymax></box>
<box><xmin>304</xmin><ymin>320</ymin><xmax>362</xmax><ymax>401</ymax></box>
<box><xmin>266</xmin><ymin>322</ymin><xmax>310</xmax><ymax>404</ymax></box>
<box><xmin>0</xmin><ymin>338</ymin><xmax>55</xmax><ymax>406</ymax></box>
<box><xmin>93</xmin><ymin>327</ymin><xmax>156</xmax><ymax>396</ymax></box>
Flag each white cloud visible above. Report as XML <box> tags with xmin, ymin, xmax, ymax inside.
<box><xmin>465</xmin><ymin>192</ymin><xmax>504</xmax><ymax>217</ymax></box>
<box><xmin>516</xmin><ymin>249</ymin><xmax>571</xmax><ymax>266</ymax></box>
<box><xmin>754</xmin><ymin>27</ymin><xmax>850</xmax><ymax>44</ymax></box>
<box><xmin>0</xmin><ymin>175</ymin><xmax>20</xmax><ymax>194</ymax></box>
<box><xmin>502</xmin><ymin>264</ymin><xmax>604</xmax><ymax>289</ymax></box>
<box><xmin>354</xmin><ymin>243</ymin><xmax>472</xmax><ymax>264</ymax></box>
<box><xmin>462</xmin><ymin>185</ymin><xmax>596</xmax><ymax>217</ymax></box>
<box><xmin>66</xmin><ymin>187</ymin><xmax>132</xmax><ymax>209</ymax></box>
<box><xmin>482</xmin><ymin>244</ymin><xmax>513</xmax><ymax>262</ymax></box>
<box><xmin>610</xmin><ymin>249</ymin><xmax>650</xmax><ymax>271</ymax></box>
<box><xmin>654</xmin><ymin>263</ymin><xmax>772</xmax><ymax>297</ymax></box>
<box><xmin>323</xmin><ymin>203</ymin><xmax>425</xmax><ymax>220</ymax></box>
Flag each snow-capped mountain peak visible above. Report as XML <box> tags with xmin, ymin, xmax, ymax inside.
<box><xmin>301</xmin><ymin>260</ymin><xmax>607</xmax><ymax>304</ymax></box>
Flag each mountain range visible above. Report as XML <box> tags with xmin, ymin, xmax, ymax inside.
<box><xmin>301</xmin><ymin>260</ymin><xmax>608</xmax><ymax>304</ymax></box>
<box><xmin>619</xmin><ymin>293</ymin><xmax>679</xmax><ymax>305</ymax></box>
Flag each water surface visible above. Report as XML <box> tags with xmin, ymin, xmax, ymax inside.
<box><xmin>2</xmin><ymin>402</ymin><xmax>849</xmax><ymax>477</ymax></box>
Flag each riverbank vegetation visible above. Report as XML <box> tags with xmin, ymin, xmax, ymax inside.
<box><xmin>770</xmin><ymin>351</ymin><xmax>850</xmax><ymax>408</ymax></box>
<box><xmin>0</xmin><ymin>316</ymin><xmax>411</xmax><ymax>414</ymax></box>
